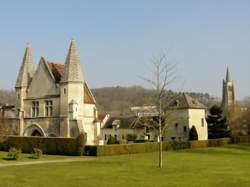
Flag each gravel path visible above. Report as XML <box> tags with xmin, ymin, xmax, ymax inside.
<box><xmin>0</xmin><ymin>157</ymin><xmax>97</xmax><ymax>167</ymax></box>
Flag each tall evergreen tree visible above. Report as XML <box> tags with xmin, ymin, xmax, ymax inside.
<box><xmin>206</xmin><ymin>105</ymin><xmax>230</xmax><ymax>139</ymax></box>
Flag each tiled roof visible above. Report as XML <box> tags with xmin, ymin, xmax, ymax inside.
<box><xmin>84</xmin><ymin>82</ymin><xmax>96</xmax><ymax>104</ymax></box>
<box><xmin>98</xmin><ymin>113</ymin><xmax>107</xmax><ymax>123</ymax></box>
<box><xmin>47</xmin><ymin>61</ymin><xmax>65</xmax><ymax>82</ymax></box>
<box><xmin>47</xmin><ymin>61</ymin><xmax>95</xmax><ymax>104</ymax></box>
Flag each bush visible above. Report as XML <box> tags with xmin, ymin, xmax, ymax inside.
<box><xmin>6</xmin><ymin>147</ymin><xmax>21</xmax><ymax>160</ymax></box>
<box><xmin>76</xmin><ymin>133</ymin><xmax>87</xmax><ymax>156</ymax></box>
<box><xmin>31</xmin><ymin>148</ymin><xmax>43</xmax><ymax>159</ymax></box>
<box><xmin>107</xmin><ymin>135</ymin><xmax>119</xmax><ymax>144</ymax></box>
<box><xmin>189</xmin><ymin>126</ymin><xmax>198</xmax><ymax>141</ymax></box>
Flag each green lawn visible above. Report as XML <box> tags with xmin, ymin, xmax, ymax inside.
<box><xmin>0</xmin><ymin>144</ymin><xmax>249</xmax><ymax>187</ymax></box>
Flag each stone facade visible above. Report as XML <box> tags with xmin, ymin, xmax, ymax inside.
<box><xmin>164</xmin><ymin>93</ymin><xmax>208</xmax><ymax>141</ymax></box>
<box><xmin>15</xmin><ymin>40</ymin><xmax>100</xmax><ymax>145</ymax></box>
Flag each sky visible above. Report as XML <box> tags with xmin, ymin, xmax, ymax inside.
<box><xmin>0</xmin><ymin>0</ymin><xmax>249</xmax><ymax>99</ymax></box>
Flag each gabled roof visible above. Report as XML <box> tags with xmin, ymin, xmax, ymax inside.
<box><xmin>168</xmin><ymin>93</ymin><xmax>207</xmax><ymax>109</ymax></box>
<box><xmin>47</xmin><ymin>61</ymin><xmax>95</xmax><ymax>104</ymax></box>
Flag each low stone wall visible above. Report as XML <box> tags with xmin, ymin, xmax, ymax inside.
<box><xmin>0</xmin><ymin>136</ymin><xmax>80</xmax><ymax>156</ymax></box>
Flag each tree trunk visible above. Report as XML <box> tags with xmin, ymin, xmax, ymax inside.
<box><xmin>159</xmin><ymin>136</ymin><xmax>163</xmax><ymax>168</ymax></box>
<box><xmin>158</xmin><ymin>98</ymin><xmax>163</xmax><ymax>168</ymax></box>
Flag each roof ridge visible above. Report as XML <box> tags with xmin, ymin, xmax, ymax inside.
<box><xmin>47</xmin><ymin>61</ymin><xmax>64</xmax><ymax>66</ymax></box>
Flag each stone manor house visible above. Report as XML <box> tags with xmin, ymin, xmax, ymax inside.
<box><xmin>14</xmin><ymin>40</ymin><xmax>100</xmax><ymax>145</ymax></box>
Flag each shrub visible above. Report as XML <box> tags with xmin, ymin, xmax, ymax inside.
<box><xmin>107</xmin><ymin>135</ymin><xmax>119</xmax><ymax>144</ymax></box>
<box><xmin>31</xmin><ymin>148</ymin><xmax>43</xmax><ymax>159</ymax></box>
<box><xmin>6</xmin><ymin>147</ymin><xmax>21</xmax><ymax>160</ymax></box>
<box><xmin>189</xmin><ymin>126</ymin><xmax>198</xmax><ymax>141</ymax></box>
<box><xmin>76</xmin><ymin>133</ymin><xmax>87</xmax><ymax>156</ymax></box>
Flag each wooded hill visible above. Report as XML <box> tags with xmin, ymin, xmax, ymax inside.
<box><xmin>0</xmin><ymin>86</ymin><xmax>218</xmax><ymax>114</ymax></box>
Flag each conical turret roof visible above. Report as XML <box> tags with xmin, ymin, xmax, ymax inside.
<box><xmin>15</xmin><ymin>44</ymin><xmax>35</xmax><ymax>88</ymax></box>
<box><xmin>61</xmin><ymin>39</ymin><xmax>84</xmax><ymax>83</ymax></box>
<box><xmin>226</xmin><ymin>67</ymin><xmax>232</xmax><ymax>82</ymax></box>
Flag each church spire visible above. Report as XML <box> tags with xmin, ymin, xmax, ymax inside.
<box><xmin>226</xmin><ymin>66</ymin><xmax>231</xmax><ymax>82</ymax></box>
<box><xmin>15</xmin><ymin>44</ymin><xmax>35</xmax><ymax>88</ymax></box>
<box><xmin>61</xmin><ymin>39</ymin><xmax>84</xmax><ymax>83</ymax></box>
<box><xmin>222</xmin><ymin>66</ymin><xmax>235</xmax><ymax>114</ymax></box>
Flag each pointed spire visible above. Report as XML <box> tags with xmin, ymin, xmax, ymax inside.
<box><xmin>61</xmin><ymin>39</ymin><xmax>84</xmax><ymax>83</ymax></box>
<box><xmin>15</xmin><ymin>44</ymin><xmax>35</xmax><ymax>88</ymax></box>
<box><xmin>226</xmin><ymin>66</ymin><xmax>232</xmax><ymax>82</ymax></box>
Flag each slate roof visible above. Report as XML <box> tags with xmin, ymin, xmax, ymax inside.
<box><xmin>102</xmin><ymin>116</ymin><xmax>144</xmax><ymax>129</ymax></box>
<box><xmin>168</xmin><ymin>93</ymin><xmax>207</xmax><ymax>109</ymax></box>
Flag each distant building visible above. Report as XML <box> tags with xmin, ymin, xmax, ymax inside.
<box><xmin>101</xmin><ymin>93</ymin><xmax>208</xmax><ymax>143</ymax></box>
<box><xmin>14</xmin><ymin>40</ymin><xmax>101</xmax><ymax>145</ymax></box>
<box><xmin>221</xmin><ymin>67</ymin><xmax>236</xmax><ymax>114</ymax></box>
<box><xmin>101</xmin><ymin>115</ymin><xmax>156</xmax><ymax>144</ymax></box>
<box><xmin>165</xmin><ymin>93</ymin><xmax>208</xmax><ymax>141</ymax></box>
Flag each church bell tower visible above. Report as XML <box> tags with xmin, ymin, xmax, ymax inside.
<box><xmin>221</xmin><ymin>67</ymin><xmax>235</xmax><ymax>114</ymax></box>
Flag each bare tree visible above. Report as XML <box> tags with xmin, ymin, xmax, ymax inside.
<box><xmin>136</xmin><ymin>54</ymin><xmax>178</xmax><ymax>168</ymax></box>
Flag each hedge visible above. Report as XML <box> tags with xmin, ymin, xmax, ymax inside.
<box><xmin>0</xmin><ymin>136</ymin><xmax>81</xmax><ymax>156</ymax></box>
<box><xmin>85</xmin><ymin>138</ymin><xmax>231</xmax><ymax>156</ymax></box>
<box><xmin>190</xmin><ymin>138</ymin><xmax>231</xmax><ymax>149</ymax></box>
<box><xmin>85</xmin><ymin>141</ymin><xmax>191</xmax><ymax>156</ymax></box>
<box><xmin>232</xmin><ymin>135</ymin><xmax>250</xmax><ymax>144</ymax></box>
<box><xmin>0</xmin><ymin>136</ymin><xmax>239</xmax><ymax>156</ymax></box>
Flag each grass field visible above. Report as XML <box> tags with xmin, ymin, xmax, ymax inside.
<box><xmin>0</xmin><ymin>144</ymin><xmax>249</xmax><ymax>187</ymax></box>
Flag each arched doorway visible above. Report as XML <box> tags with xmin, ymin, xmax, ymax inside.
<box><xmin>24</xmin><ymin>124</ymin><xmax>46</xmax><ymax>137</ymax></box>
<box><xmin>31</xmin><ymin>130</ymin><xmax>43</xmax><ymax>136</ymax></box>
